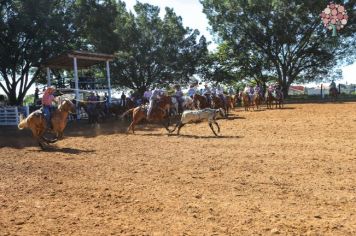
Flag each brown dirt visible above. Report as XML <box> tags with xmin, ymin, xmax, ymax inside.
<box><xmin>0</xmin><ymin>103</ymin><xmax>355</xmax><ymax>235</ymax></box>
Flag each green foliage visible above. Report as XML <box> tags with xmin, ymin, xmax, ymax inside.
<box><xmin>23</xmin><ymin>94</ymin><xmax>35</xmax><ymax>106</ymax></box>
<box><xmin>79</xmin><ymin>1</ymin><xmax>207</xmax><ymax>93</ymax></box>
<box><xmin>0</xmin><ymin>0</ymin><xmax>80</xmax><ymax>105</ymax></box>
<box><xmin>200</xmin><ymin>0</ymin><xmax>356</xmax><ymax>96</ymax></box>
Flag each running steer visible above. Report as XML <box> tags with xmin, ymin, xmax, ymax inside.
<box><xmin>170</xmin><ymin>108</ymin><xmax>225</xmax><ymax>136</ymax></box>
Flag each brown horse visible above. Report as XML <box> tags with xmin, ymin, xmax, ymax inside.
<box><xmin>211</xmin><ymin>95</ymin><xmax>228</xmax><ymax>117</ymax></box>
<box><xmin>253</xmin><ymin>92</ymin><xmax>263</xmax><ymax>110</ymax></box>
<box><xmin>266</xmin><ymin>90</ymin><xmax>284</xmax><ymax>109</ymax></box>
<box><xmin>329</xmin><ymin>87</ymin><xmax>338</xmax><ymax>102</ymax></box>
<box><xmin>18</xmin><ymin>99</ymin><xmax>75</xmax><ymax>149</ymax></box>
<box><xmin>239</xmin><ymin>92</ymin><xmax>251</xmax><ymax>111</ymax></box>
<box><xmin>193</xmin><ymin>94</ymin><xmax>210</xmax><ymax>109</ymax></box>
<box><xmin>121</xmin><ymin>95</ymin><xmax>173</xmax><ymax>133</ymax></box>
<box><xmin>233</xmin><ymin>93</ymin><xmax>240</xmax><ymax>107</ymax></box>
<box><xmin>225</xmin><ymin>95</ymin><xmax>234</xmax><ymax>110</ymax></box>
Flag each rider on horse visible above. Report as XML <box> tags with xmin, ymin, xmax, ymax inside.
<box><xmin>173</xmin><ymin>85</ymin><xmax>184</xmax><ymax>113</ymax></box>
<box><xmin>41</xmin><ymin>86</ymin><xmax>58</xmax><ymax>129</ymax></box>
<box><xmin>274</xmin><ymin>82</ymin><xmax>283</xmax><ymax>100</ymax></box>
<box><xmin>243</xmin><ymin>85</ymin><xmax>254</xmax><ymax>103</ymax></box>
<box><xmin>187</xmin><ymin>84</ymin><xmax>196</xmax><ymax>98</ymax></box>
<box><xmin>254</xmin><ymin>84</ymin><xmax>264</xmax><ymax>100</ymax></box>
<box><xmin>203</xmin><ymin>84</ymin><xmax>212</xmax><ymax>106</ymax></box>
<box><xmin>143</xmin><ymin>89</ymin><xmax>152</xmax><ymax>105</ymax></box>
<box><xmin>216</xmin><ymin>85</ymin><xmax>226</xmax><ymax>108</ymax></box>
<box><xmin>329</xmin><ymin>80</ymin><xmax>337</xmax><ymax>93</ymax></box>
<box><xmin>148</xmin><ymin>87</ymin><xmax>162</xmax><ymax>119</ymax></box>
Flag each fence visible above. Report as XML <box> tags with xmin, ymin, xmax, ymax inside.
<box><xmin>0</xmin><ymin>106</ymin><xmax>29</xmax><ymax>126</ymax></box>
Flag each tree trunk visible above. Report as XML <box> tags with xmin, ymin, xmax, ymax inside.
<box><xmin>8</xmin><ymin>88</ymin><xmax>20</xmax><ymax>106</ymax></box>
<box><xmin>137</xmin><ymin>86</ymin><xmax>147</xmax><ymax>97</ymax></box>
<box><xmin>282</xmin><ymin>83</ymin><xmax>289</xmax><ymax>98</ymax></box>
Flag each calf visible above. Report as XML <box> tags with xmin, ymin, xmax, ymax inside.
<box><xmin>170</xmin><ymin>108</ymin><xmax>225</xmax><ymax>136</ymax></box>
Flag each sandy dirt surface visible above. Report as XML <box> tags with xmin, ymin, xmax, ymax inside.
<box><xmin>0</xmin><ymin>103</ymin><xmax>355</xmax><ymax>235</ymax></box>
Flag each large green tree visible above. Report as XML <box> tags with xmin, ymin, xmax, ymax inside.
<box><xmin>0</xmin><ymin>0</ymin><xmax>79</xmax><ymax>105</ymax></box>
<box><xmin>81</xmin><ymin>1</ymin><xmax>208</xmax><ymax>95</ymax></box>
<box><xmin>201</xmin><ymin>0</ymin><xmax>356</xmax><ymax>96</ymax></box>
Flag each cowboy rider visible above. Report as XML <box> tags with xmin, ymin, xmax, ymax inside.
<box><xmin>187</xmin><ymin>84</ymin><xmax>196</xmax><ymax>98</ymax></box>
<box><xmin>217</xmin><ymin>85</ymin><xmax>226</xmax><ymax>108</ymax></box>
<box><xmin>143</xmin><ymin>89</ymin><xmax>152</xmax><ymax>104</ymax></box>
<box><xmin>148</xmin><ymin>87</ymin><xmax>162</xmax><ymax>118</ymax></box>
<box><xmin>254</xmin><ymin>84</ymin><xmax>262</xmax><ymax>96</ymax></box>
<box><xmin>330</xmin><ymin>80</ymin><xmax>336</xmax><ymax>90</ymax></box>
<box><xmin>41</xmin><ymin>86</ymin><xmax>58</xmax><ymax>129</ymax></box>
<box><xmin>243</xmin><ymin>85</ymin><xmax>253</xmax><ymax>103</ymax></box>
<box><xmin>203</xmin><ymin>84</ymin><xmax>212</xmax><ymax>105</ymax></box>
<box><xmin>174</xmin><ymin>85</ymin><xmax>184</xmax><ymax>112</ymax></box>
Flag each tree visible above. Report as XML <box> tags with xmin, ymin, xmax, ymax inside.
<box><xmin>0</xmin><ymin>0</ymin><xmax>79</xmax><ymax>105</ymax></box>
<box><xmin>201</xmin><ymin>0</ymin><xmax>356</xmax><ymax>97</ymax></box>
<box><xmin>81</xmin><ymin>1</ymin><xmax>208</xmax><ymax>95</ymax></box>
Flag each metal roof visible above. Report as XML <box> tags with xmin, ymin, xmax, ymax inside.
<box><xmin>42</xmin><ymin>51</ymin><xmax>115</xmax><ymax>69</ymax></box>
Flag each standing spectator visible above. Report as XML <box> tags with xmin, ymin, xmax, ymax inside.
<box><xmin>103</xmin><ymin>92</ymin><xmax>109</xmax><ymax>114</ymax></box>
<box><xmin>121</xmin><ymin>92</ymin><xmax>126</xmax><ymax>108</ymax></box>
<box><xmin>34</xmin><ymin>87</ymin><xmax>39</xmax><ymax>104</ymax></box>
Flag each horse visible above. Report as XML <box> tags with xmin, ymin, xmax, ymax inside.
<box><xmin>329</xmin><ymin>87</ymin><xmax>338</xmax><ymax>102</ymax></box>
<box><xmin>125</xmin><ymin>97</ymin><xmax>136</xmax><ymax>110</ymax></box>
<box><xmin>266</xmin><ymin>90</ymin><xmax>284</xmax><ymax>109</ymax></box>
<box><xmin>18</xmin><ymin>99</ymin><xmax>75</xmax><ymax>149</ymax></box>
<box><xmin>171</xmin><ymin>96</ymin><xmax>195</xmax><ymax>115</ymax></box>
<box><xmin>193</xmin><ymin>94</ymin><xmax>210</xmax><ymax>109</ymax></box>
<box><xmin>182</xmin><ymin>96</ymin><xmax>195</xmax><ymax>110</ymax></box>
<box><xmin>239</xmin><ymin>92</ymin><xmax>251</xmax><ymax>111</ymax></box>
<box><xmin>211</xmin><ymin>95</ymin><xmax>228</xmax><ymax>117</ymax></box>
<box><xmin>225</xmin><ymin>95</ymin><xmax>234</xmax><ymax>111</ymax></box>
<box><xmin>78</xmin><ymin>101</ymin><xmax>106</xmax><ymax>124</ymax></box>
<box><xmin>233</xmin><ymin>93</ymin><xmax>241</xmax><ymax>107</ymax></box>
<box><xmin>121</xmin><ymin>95</ymin><xmax>173</xmax><ymax>133</ymax></box>
<box><xmin>253</xmin><ymin>92</ymin><xmax>263</xmax><ymax>110</ymax></box>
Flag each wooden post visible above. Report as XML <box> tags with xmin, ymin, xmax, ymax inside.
<box><xmin>73</xmin><ymin>57</ymin><xmax>80</xmax><ymax>119</ymax></box>
<box><xmin>106</xmin><ymin>60</ymin><xmax>112</xmax><ymax>103</ymax></box>
<box><xmin>320</xmin><ymin>84</ymin><xmax>323</xmax><ymax>99</ymax></box>
<box><xmin>46</xmin><ymin>67</ymin><xmax>51</xmax><ymax>87</ymax></box>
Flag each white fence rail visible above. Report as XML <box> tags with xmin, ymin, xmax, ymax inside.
<box><xmin>0</xmin><ymin>106</ymin><xmax>29</xmax><ymax>126</ymax></box>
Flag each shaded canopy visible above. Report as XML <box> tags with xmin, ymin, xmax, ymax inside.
<box><xmin>42</xmin><ymin>51</ymin><xmax>115</xmax><ymax>69</ymax></box>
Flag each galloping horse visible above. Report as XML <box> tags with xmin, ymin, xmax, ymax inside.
<box><xmin>329</xmin><ymin>87</ymin><xmax>338</xmax><ymax>102</ymax></box>
<box><xmin>18</xmin><ymin>99</ymin><xmax>75</xmax><ymax>148</ymax></box>
<box><xmin>193</xmin><ymin>94</ymin><xmax>210</xmax><ymax>109</ymax></box>
<box><xmin>239</xmin><ymin>92</ymin><xmax>251</xmax><ymax>111</ymax></box>
<box><xmin>121</xmin><ymin>95</ymin><xmax>173</xmax><ymax>133</ymax></box>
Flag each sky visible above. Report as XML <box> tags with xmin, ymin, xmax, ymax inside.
<box><xmin>124</xmin><ymin>0</ymin><xmax>356</xmax><ymax>85</ymax></box>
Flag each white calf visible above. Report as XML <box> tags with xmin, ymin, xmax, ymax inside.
<box><xmin>170</xmin><ymin>108</ymin><xmax>225</xmax><ymax>136</ymax></box>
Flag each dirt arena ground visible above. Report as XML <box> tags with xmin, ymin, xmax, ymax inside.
<box><xmin>0</xmin><ymin>103</ymin><xmax>355</xmax><ymax>235</ymax></box>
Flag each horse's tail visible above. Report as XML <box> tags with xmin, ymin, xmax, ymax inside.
<box><xmin>18</xmin><ymin>114</ymin><xmax>28</xmax><ymax>130</ymax></box>
<box><xmin>120</xmin><ymin>108</ymin><xmax>135</xmax><ymax>120</ymax></box>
